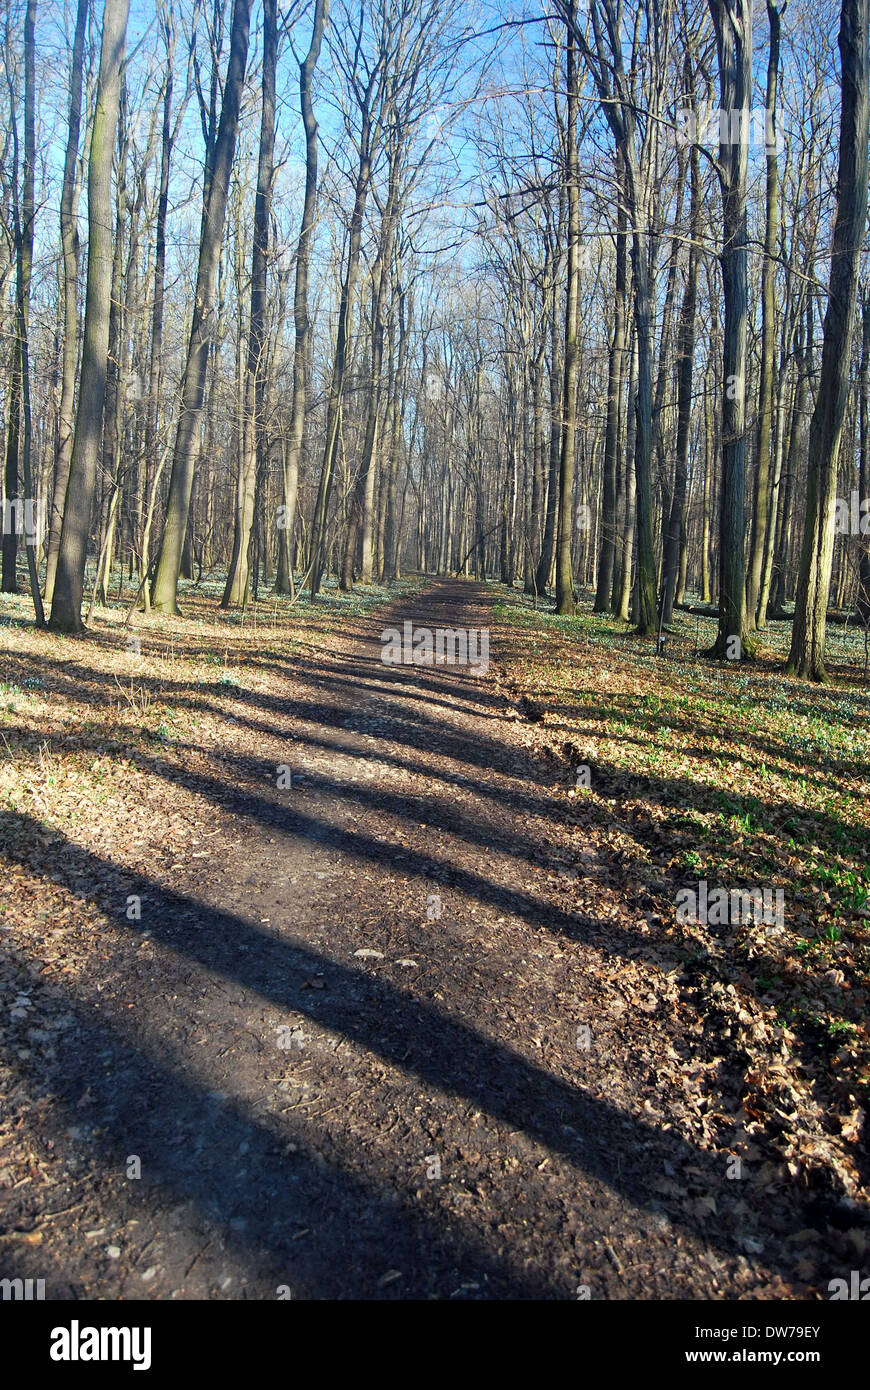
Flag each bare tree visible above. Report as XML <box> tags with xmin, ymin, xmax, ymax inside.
<box><xmin>150</xmin><ymin>0</ymin><xmax>251</xmax><ymax>614</ymax></box>
<box><xmin>49</xmin><ymin>0</ymin><xmax>129</xmax><ymax>633</ymax></box>
<box><xmin>43</xmin><ymin>0</ymin><xmax>88</xmax><ymax>605</ymax></box>
<box><xmin>787</xmin><ymin>0</ymin><xmax>869</xmax><ymax>679</ymax></box>
<box><xmin>223</xmin><ymin>0</ymin><xmax>279</xmax><ymax>606</ymax></box>
<box><xmin>274</xmin><ymin>0</ymin><xmax>329</xmax><ymax>594</ymax></box>
<box><xmin>703</xmin><ymin>0</ymin><xmax>753</xmax><ymax>658</ymax></box>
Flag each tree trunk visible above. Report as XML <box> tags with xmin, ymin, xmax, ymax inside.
<box><xmin>595</xmin><ymin>150</ymin><xmax>627</xmax><ymax>612</ymax></box>
<box><xmin>858</xmin><ymin>287</ymin><xmax>870</xmax><ymax>619</ymax></box>
<box><xmin>276</xmin><ymin>0</ymin><xmax>326</xmax><ymax>592</ymax></box>
<box><xmin>787</xmin><ymin>0</ymin><xmax>870</xmax><ymax>679</ymax></box>
<box><xmin>747</xmin><ymin>0</ymin><xmax>783</xmax><ymax>628</ymax></box>
<box><xmin>661</xmin><ymin>137</ymin><xmax>699</xmax><ymax>628</ymax></box>
<box><xmin>50</xmin><ymin>0</ymin><xmax>129</xmax><ymax>632</ymax></box>
<box><xmin>140</xmin><ymin>10</ymin><xmax>174</xmax><ymax>579</ymax></box>
<box><xmin>310</xmin><ymin>133</ymin><xmax>373</xmax><ymax>596</ymax></box>
<box><xmin>535</xmin><ymin>281</ymin><xmax>561</xmax><ymax>593</ymax></box>
<box><xmin>44</xmin><ymin>0</ymin><xmax>88</xmax><ymax>606</ymax></box>
<box><xmin>150</xmin><ymin>0</ymin><xmax>251</xmax><ymax>614</ymax></box>
<box><xmin>555</xmin><ymin>1</ymin><xmax>580</xmax><ymax>616</ymax></box>
<box><xmin>223</xmin><ymin>0</ymin><xmax>276</xmax><ymax>607</ymax></box>
<box><xmin>705</xmin><ymin>0</ymin><xmax>754</xmax><ymax>660</ymax></box>
<box><xmin>341</xmin><ymin>150</ymin><xmax>399</xmax><ymax>591</ymax></box>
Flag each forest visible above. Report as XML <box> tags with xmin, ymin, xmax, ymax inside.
<box><xmin>0</xmin><ymin>0</ymin><xmax>869</xmax><ymax>1325</ymax></box>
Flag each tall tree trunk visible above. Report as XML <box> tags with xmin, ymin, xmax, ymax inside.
<box><xmin>96</xmin><ymin>82</ymin><xmax>127</xmax><ymax>608</ymax></box>
<box><xmin>661</xmin><ymin>137</ymin><xmax>699</xmax><ymax>627</ymax></box>
<box><xmin>771</xmin><ymin>327</ymin><xmax>806</xmax><ymax>617</ymax></box>
<box><xmin>758</xmin><ymin>289</ymin><xmax>803</xmax><ymax>625</ymax></box>
<box><xmin>706</xmin><ymin>0</ymin><xmax>754</xmax><ymax>660</ymax></box>
<box><xmin>7</xmin><ymin>0</ymin><xmax>43</xmax><ymax>621</ymax></box>
<box><xmin>787</xmin><ymin>0</ymin><xmax>870</xmax><ymax>679</ymax></box>
<box><xmin>615</xmin><ymin>333</ymin><xmax>638</xmax><ymax>620</ymax></box>
<box><xmin>746</xmin><ymin>0</ymin><xmax>783</xmax><ymax>628</ymax></box>
<box><xmin>383</xmin><ymin>280</ymin><xmax>407</xmax><ymax>581</ymax></box>
<box><xmin>535</xmin><ymin>282</ymin><xmax>561</xmax><ymax>593</ymax></box>
<box><xmin>276</xmin><ymin>0</ymin><xmax>327</xmax><ymax>593</ymax></box>
<box><xmin>309</xmin><ymin>135</ymin><xmax>373</xmax><ymax>596</ymax></box>
<box><xmin>50</xmin><ymin>0</ymin><xmax>130</xmax><ymax>632</ymax></box>
<box><xmin>524</xmin><ymin>336</ymin><xmax>546</xmax><ymax>593</ymax></box>
<box><xmin>555</xmin><ymin>0</ymin><xmax>580</xmax><ymax>615</ymax></box>
<box><xmin>341</xmin><ymin>149</ymin><xmax>399</xmax><ymax>591</ymax></box>
<box><xmin>595</xmin><ymin>150</ymin><xmax>627</xmax><ymax>612</ymax></box>
<box><xmin>858</xmin><ymin>286</ymin><xmax>870</xmax><ymax>619</ymax></box>
<box><xmin>701</xmin><ymin>375</ymin><xmax>713</xmax><ymax>604</ymax></box>
<box><xmin>150</xmin><ymin>0</ymin><xmax>251</xmax><ymax>614</ymax></box>
<box><xmin>2</xmin><ymin>313</ymin><xmax>22</xmax><ymax>594</ymax></box>
<box><xmin>141</xmin><ymin>10</ymin><xmax>175</xmax><ymax>578</ymax></box>
<box><xmin>44</xmin><ymin>0</ymin><xmax>88</xmax><ymax>605</ymax></box>
<box><xmin>223</xmin><ymin>0</ymin><xmax>277</xmax><ymax>606</ymax></box>
<box><xmin>620</xmin><ymin>176</ymin><xmax>655</xmax><ymax>633</ymax></box>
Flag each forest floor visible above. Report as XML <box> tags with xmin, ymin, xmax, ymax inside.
<box><xmin>0</xmin><ymin>575</ymin><xmax>868</xmax><ymax>1299</ymax></box>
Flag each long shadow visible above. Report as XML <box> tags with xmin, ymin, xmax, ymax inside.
<box><xmin>553</xmin><ymin>740</ymin><xmax>870</xmax><ymax>859</ymax></box>
<box><xmin>3</xmin><ymin>649</ymin><xmax>518</xmax><ymax>765</ymax></box>
<box><xmin>195</xmin><ymin>698</ymin><xmax>870</xmax><ymax>1117</ymax></box>
<box><xmin>0</xmin><ymin>808</ymin><xmax>831</xmax><ymax>1289</ymax></box>
<box><xmin>529</xmin><ymin>688</ymin><xmax>870</xmax><ymax>785</ymax></box>
<box><xmin>2</xmin><ymin>730</ymin><xmax>686</xmax><ymax>977</ymax></box>
<box><xmin>4</xmin><ymin>644</ymin><xmax>510</xmax><ymax>724</ymax></box>
<box><xmin>0</xmin><ymin>954</ymin><xmax>558</xmax><ymax>1300</ymax></box>
<box><xmin>13</xmin><ymin>648</ymin><xmax>866</xmax><ymax>879</ymax></box>
<box><xmin>249</xmin><ymin>653</ymin><xmax>510</xmax><ymax>717</ymax></box>
<box><xmin>557</xmin><ymin>760</ymin><xmax>870</xmax><ymax>1130</ymax></box>
<box><xmin>3</xmin><ymin>703</ymin><xmax>864</xmax><ymax>1006</ymax></box>
<box><xmin>5</xmin><ymin>655</ymin><xmax>868</xmax><ymax>1014</ymax></box>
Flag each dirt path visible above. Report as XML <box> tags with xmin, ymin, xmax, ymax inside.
<box><xmin>1</xmin><ymin>580</ymin><xmax>826</xmax><ymax>1298</ymax></box>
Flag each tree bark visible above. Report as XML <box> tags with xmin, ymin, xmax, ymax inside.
<box><xmin>50</xmin><ymin>0</ymin><xmax>129</xmax><ymax>632</ymax></box>
<box><xmin>223</xmin><ymin>0</ymin><xmax>277</xmax><ymax>607</ymax></box>
<box><xmin>787</xmin><ymin>0</ymin><xmax>870</xmax><ymax>678</ymax></box>
<box><xmin>661</xmin><ymin>136</ymin><xmax>699</xmax><ymax>627</ymax></box>
<box><xmin>746</xmin><ymin>0</ymin><xmax>783</xmax><ymax>628</ymax></box>
<box><xmin>595</xmin><ymin>150</ymin><xmax>627</xmax><ymax>612</ymax></box>
<box><xmin>275</xmin><ymin>0</ymin><xmax>327</xmax><ymax>594</ymax></box>
<box><xmin>150</xmin><ymin>0</ymin><xmax>251</xmax><ymax>614</ymax></box>
<box><xmin>44</xmin><ymin>0</ymin><xmax>88</xmax><ymax>606</ymax></box>
<box><xmin>705</xmin><ymin>0</ymin><xmax>754</xmax><ymax>660</ymax></box>
<box><xmin>858</xmin><ymin>286</ymin><xmax>870</xmax><ymax>620</ymax></box>
<box><xmin>555</xmin><ymin>0</ymin><xmax>581</xmax><ymax>615</ymax></box>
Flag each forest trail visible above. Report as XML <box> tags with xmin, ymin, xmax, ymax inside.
<box><xmin>3</xmin><ymin>580</ymin><xmax>817</xmax><ymax>1298</ymax></box>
